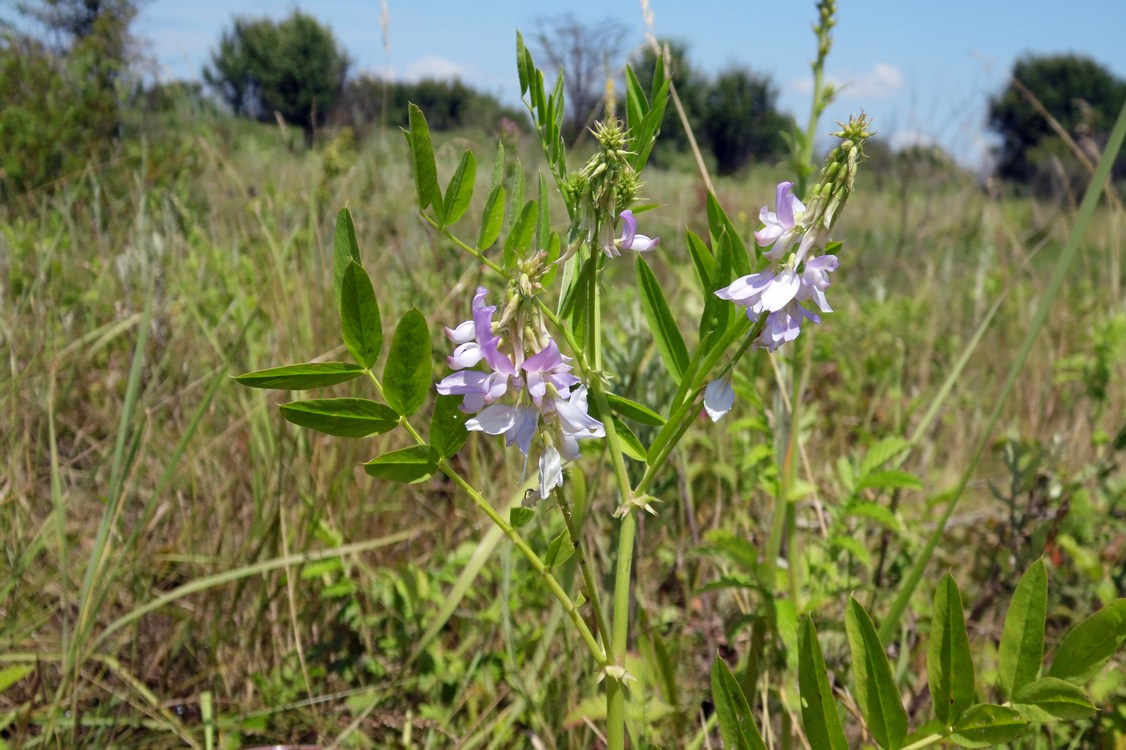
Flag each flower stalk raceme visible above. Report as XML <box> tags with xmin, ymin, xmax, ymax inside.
<box><xmin>717</xmin><ymin>114</ymin><xmax>872</xmax><ymax>351</ymax></box>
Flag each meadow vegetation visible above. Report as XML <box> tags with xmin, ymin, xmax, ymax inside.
<box><xmin>1</xmin><ymin>5</ymin><xmax>1125</xmax><ymax>749</ymax></box>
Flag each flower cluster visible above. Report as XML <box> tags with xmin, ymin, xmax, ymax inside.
<box><xmin>715</xmin><ymin>114</ymin><xmax>872</xmax><ymax>353</ymax></box>
<box><xmin>436</xmin><ymin>287</ymin><xmax>605</xmax><ymax>499</ymax></box>
<box><xmin>715</xmin><ymin>181</ymin><xmax>839</xmax><ymax>352</ymax></box>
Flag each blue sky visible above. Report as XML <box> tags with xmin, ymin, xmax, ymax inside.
<box><xmin>135</xmin><ymin>0</ymin><xmax>1126</xmax><ymax>168</ymax></box>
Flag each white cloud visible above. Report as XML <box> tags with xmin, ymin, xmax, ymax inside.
<box><xmin>400</xmin><ymin>55</ymin><xmax>470</xmax><ymax>83</ymax></box>
<box><xmin>793</xmin><ymin>62</ymin><xmax>905</xmax><ymax>100</ymax></box>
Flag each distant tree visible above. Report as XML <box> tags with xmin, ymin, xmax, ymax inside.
<box><xmin>335</xmin><ymin>75</ymin><xmax>527</xmax><ymax>137</ymax></box>
<box><xmin>205</xmin><ymin>11</ymin><xmax>349</xmax><ymax>143</ymax></box>
<box><xmin>13</xmin><ymin>0</ymin><xmax>138</xmax><ymax>45</ymax></box>
<box><xmin>532</xmin><ymin>13</ymin><xmax>629</xmax><ymax>142</ymax></box>
<box><xmin>988</xmin><ymin>54</ymin><xmax>1126</xmax><ymax>190</ymax></box>
<box><xmin>0</xmin><ymin>0</ymin><xmax>138</xmax><ymax>198</ymax></box>
<box><xmin>702</xmin><ymin>67</ymin><xmax>791</xmax><ymax>175</ymax></box>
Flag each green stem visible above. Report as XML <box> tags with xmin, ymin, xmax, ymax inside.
<box><xmin>901</xmin><ymin>734</ymin><xmax>947</xmax><ymax>750</ymax></box>
<box><xmin>636</xmin><ymin>314</ymin><xmax>764</xmax><ymax>496</ymax></box>
<box><xmin>586</xmin><ymin>233</ymin><xmax>602</xmax><ymax>371</ymax></box>
<box><xmin>558</xmin><ymin>488</ymin><xmax>611</xmax><ymax>651</ymax></box>
<box><xmin>364</xmin><ymin>370</ymin><xmax>607</xmax><ymax>666</ymax></box>
<box><xmin>607</xmin><ymin>510</ymin><xmax>637</xmax><ymax>750</ymax></box>
<box><xmin>423</xmin><ymin>214</ymin><xmax>505</xmax><ymax>276</ymax></box>
<box><xmin>440</xmin><ymin>460</ymin><xmax>606</xmax><ymax>666</ymax></box>
<box><xmin>577</xmin><ymin>223</ymin><xmax>638</xmax><ymax>750</ymax></box>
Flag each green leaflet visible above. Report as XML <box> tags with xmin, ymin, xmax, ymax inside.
<box><xmin>363</xmin><ymin>444</ymin><xmax>438</xmax><ymax>484</ymax></box>
<box><xmin>636</xmin><ymin>256</ymin><xmax>689</xmax><ymax>384</ymax></box>
<box><xmin>280</xmin><ymin>398</ymin><xmax>398</xmax><ymax>438</ymax></box>
<box><xmin>340</xmin><ymin>260</ymin><xmax>382</xmax><ymax>369</ymax></box>
<box><xmin>998</xmin><ymin>559</ymin><xmax>1047</xmax><ymax>696</ymax></box>
<box><xmin>846</xmin><ymin>598</ymin><xmax>908</xmax><ymax>749</ymax></box>
<box><xmin>798</xmin><ymin>617</ymin><xmax>848</xmax><ymax>750</ymax></box>
<box><xmin>234</xmin><ymin>362</ymin><xmax>365</xmax><ymax>390</ymax></box>
<box><xmin>928</xmin><ymin>573</ymin><xmax>975</xmax><ymax>725</ymax></box>
<box><xmin>383</xmin><ymin>309</ymin><xmax>432</xmax><ymax>417</ymax></box>
<box><xmin>711</xmin><ymin>654</ymin><xmax>767</xmax><ymax>750</ymax></box>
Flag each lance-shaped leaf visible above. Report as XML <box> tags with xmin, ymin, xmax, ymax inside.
<box><xmin>442</xmin><ymin>149</ymin><xmax>476</xmax><ymax>227</ymax></box>
<box><xmin>706</xmin><ymin>191</ymin><xmax>751</xmax><ymax>276</ymax></box>
<box><xmin>1011</xmin><ymin>677</ymin><xmax>1096</xmax><ymax>721</ymax></box>
<box><xmin>235</xmin><ymin>362</ymin><xmax>364</xmax><ymax>390</ymax></box>
<box><xmin>407</xmin><ymin>103</ymin><xmax>442</xmax><ymax>220</ymax></box>
<box><xmin>1047</xmin><ymin>598</ymin><xmax>1126</xmax><ymax>684</ymax></box>
<box><xmin>686</xmin><ymin>229</ymin><xmax>715</xmax><ymax>292</ymax></box>
<box><xmin>998</xmin><ymin>559</ymin><xmax>1047</xmax><ymax>696</ymax></box>
<box><xmin>711</xmin><ymin>654</ymin><xmax>767</xmax><ymax>750</ymax></box>
<box><xmin>477</xmin><ymin>184</ymin><xmax>505</xmax><ymax>251</ymax></box>
<box><xmin>949</xmin><ymin>704</ymin><xmax>1027</xmax><ymax>748</ymax></box>
<box><xmin>383</xmin><ymin>309</ymin><xmax>432</xmax><ymax>417</ymax></box>
<box><xmin>798</xmin><ymin>617</ymin><xmax>848</xmax><ymax>750</ymax></box>
<box><xmin>928</xmin><ymin>573</ymin><xmax>975</xmax><ymax>725</ymax></box>
<box><xmin>606</xmin><ymin>393</ymin><xmax>665</xmax><ymax>426</ymax></box>
<box><xmin>610</xmin><ymin>415</ymin><xmax>646</xmax><ymax>462</ymax></box>
<box><xmin>333</xmin><ymin>208</ymin><xmax>362</xmax><ymax>306</ymax></box>
<box><xmin>846</xmin><ymin>598</ymin><xmax>908</xmax><ymax>749</ymax></box>
<box><xmin>636</xmin><ymin>256</ymin><xmax>689</xmax><ymax>384</ymax></box>
<box><xmin>503</xmin><ymin>199</ymin><xmax>537</xmax><ymax>269</ymax></box>
<box><xmin>699</xmin><ymin>228</ymin><xmax>734</xmax><ymax>349</ymax></box>
<box><xmin>340</xmin><ymin>260</ymin><xmax>382</xmax><ymax>368</ymax></box>
<box><xmin>363</xmin><ymin>444</ymin><xmax>438</xmax><ymax>484</ymax></box>
<box><xmin>280</xmin><ymin>398</ymin><xmax>398</xmax><ymax>438</ymax></box>
<box><xmin>430</xmin><ymin>394</ymin><xmax>469</xmax><ymax>459</ymax></box>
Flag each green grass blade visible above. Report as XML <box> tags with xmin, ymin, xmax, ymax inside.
<box><xmin>93</xmin><ymin>529</ymin><xmax>424</xmax><ymax>650</ymax></box>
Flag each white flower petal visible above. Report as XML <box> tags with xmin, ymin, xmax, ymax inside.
<box><xmin>465</xmin><ymin>404</ymin><xmax>516</xmax><ymax>434</ymax></box>
<box><xmin>538</xmin><ymin>445</ymin><xmax>564</xmax><ymax>500</ymax></box>
<box><xmin>704</xmin><ymin>379</ymin><xmax>735</xmax><ymax>422</ymax></box>
<box><xmin>761</xmin><ymin>267</ymin><xmax>801</xmax><ymax>312</ymax></box>
<box><xmin>627</xmin><ymin>234</ymin><xmax>659</xmax><ymax>252</ymax></box>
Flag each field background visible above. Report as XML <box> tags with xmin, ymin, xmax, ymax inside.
<box><xmin>2</xmin><ymin>71</ymin><xmax>1126</xmax><ymax>748</ymax></box>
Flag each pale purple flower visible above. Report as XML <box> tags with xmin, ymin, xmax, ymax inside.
<box><xmin>606</xmin><ymin>209</ymin><xmax>659</xmax><ymax>257</ymax></box>
<box><xmin>714</xmin><ymin>258</ymin><xmax>800</xmax><ymax>315</ymax></box>
<box><xmin>551</xmin><ymin>385</ymin><xmax>605</xmax><ymax>460</ymax></box>
<box><xmin>522</xmin><ymin>340</ymin><xmax>580</xmax><ymax>407</ymax></box>
<box><xmin>703</xmin><ymin>379</ymin><xmax>735</xmax><ymax>422</ymax></box>
<box><xmin>756</xmin><ymin>181</ymin><xmax>805</xmax><ymax>260</ymax></box>
<box><xmin>436</xmin><ymin>287</ymin><xmax>516</xmax><ymax>411</ymax></box>
<box><xmin>435</xmin><ymin>369</ymin><xmax>510</xmax><ymax>413</ymax></box>
<box><xmin>715</xmin><ymin>270</ymin><xmax>776</xmax><ymax>312</ymax></box>
<box><xmin>758</xmin><ymin>301</ymin><xmax>820</xmax><ymax>352</ymax></box>
<box><xmin>466</xmin><ymin>403</ymin><xmax>539</xmax><ymax>455</ymax></box>
<box><xmin>471</xmin><ymin>288</ymin><xmax>516</xmax><ymax>377</ymax></box>
<box><xmin>714</xmin><ymin>181</ymin><xmax>841</xmax><ymax>351</ymax></box>
<box><xmin>796</xmin><ymin>254</ymin><xmax>839</xmax><ymax>313</ymax></box>
<box><xmin>437</xmin><ymin>288</ymin><xmax>604</xmax><ymax>478</ymax></box>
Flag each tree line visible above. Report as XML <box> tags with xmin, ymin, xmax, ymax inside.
<box><xmin>1</xmin><ymin>2</ymin><xmax>1124</xmax><ymax>201</ymax></box>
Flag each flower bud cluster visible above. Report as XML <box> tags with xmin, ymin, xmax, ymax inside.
<box><xmin>802</xmin><ymin>114</ymin><xmax>872</xmax><ymax>233</ymax></box>
<box><xmin>578</xmin><ymin>118</ymin><xmax>641</xmax><ymax>219</ymax></box>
